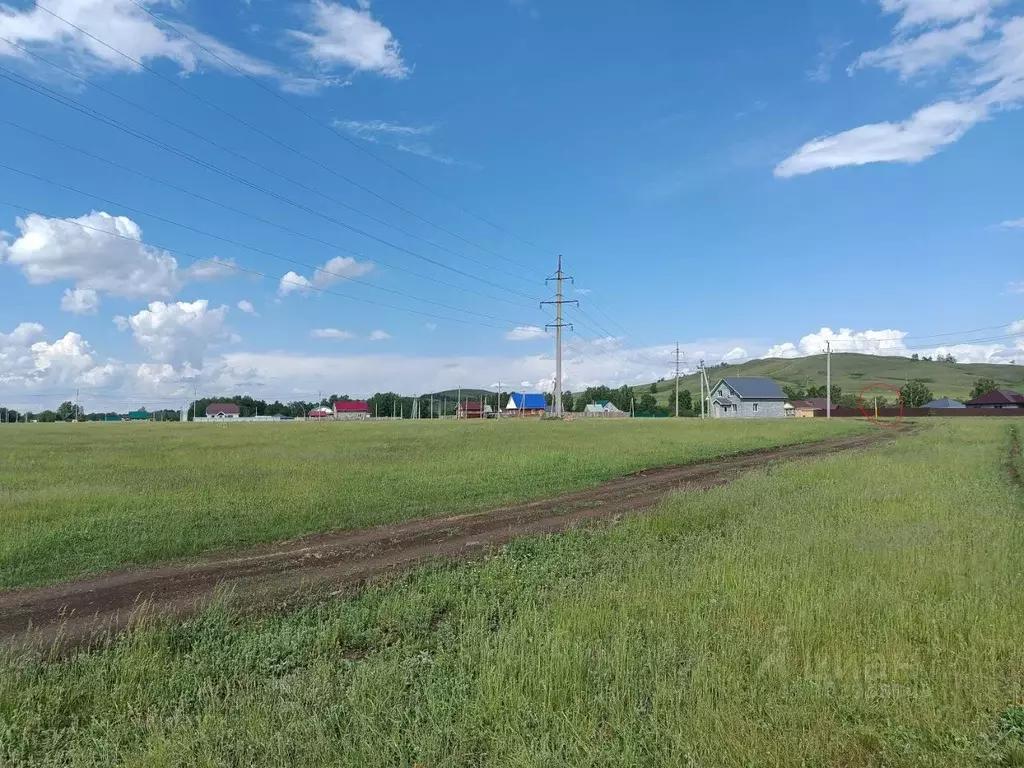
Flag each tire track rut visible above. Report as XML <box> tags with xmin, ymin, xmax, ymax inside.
<box><xmin>0</xmin><ymin>430</ymin><xmax>904</xmax><ymax>648</ymax></box>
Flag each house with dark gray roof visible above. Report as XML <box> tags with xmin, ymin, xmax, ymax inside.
<box><xmin>710</xmin><ymin>377</ymin><xmax>788</xmax><ymax>419</ymax></box>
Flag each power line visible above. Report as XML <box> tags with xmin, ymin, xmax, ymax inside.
<box><xmin>0</xmin><ymin>117</ymin><xmax>536</xmax><ymax>311</ymax></box>
<box><xmin>0</xmin><ymin>165</ymin><xmax>539</xmax><ymax>322</ymax></box>
<box><xmin>123</xmin><ymin>0</ymin><xmax>553</xmax><ymax>262</ymax></box>
<box><xmin>0</xmin><ymin>67</ymin><xmax>543</xmax><ymax>305</ymax></box>
<box><xmin>29</xmin><ymin>1</ymin><xmax>550</xmax><ymax>277</ymax></box>
<box><xmin>0</xmin><ymin>36</ymin><xmax>544</xmax><ymax>290</ymax></box>
<box><xmin>0</xmin><ymin>197</ymin><xmax>534</xmax><ymax>330</ymax></box>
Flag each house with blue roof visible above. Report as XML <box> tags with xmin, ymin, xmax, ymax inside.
<box><xmin>505</xmin><ymin>392</ymin><xmax>548</xmax><ymax>417</ymax></box>
<box><xmin>710</xmin><ymin>378</ymin><xmax>788</xmax><ymax>419</ymax></box>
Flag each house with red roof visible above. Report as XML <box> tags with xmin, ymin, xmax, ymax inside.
<box><xmin>333</xmin><ymin>400</ymin><xmax>370</xmax><ymax>420</ymax></box>
<box><xmin>965</xmin><ymin>390</ymin><xmax>1024</xmax><ymax>409</ymax></box>
<box><xmin>205</xmin><ymin>403</ymin><xmax>240</xmax><ymax>419</ymax></box>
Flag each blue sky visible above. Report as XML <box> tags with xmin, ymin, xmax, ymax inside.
<box><xmin>2</xmin><ymin>0</ymin><xmax>1024</xmax><ymax>409</ymax></box>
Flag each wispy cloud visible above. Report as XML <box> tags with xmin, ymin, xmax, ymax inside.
<box><xmin>807</xmin><ymin>37</ymin><xmax>851</xmax><ymax>83</ymax></box>
<box><xmin>335</xmin><ymin>118</ymin><xmax>461</xmax><ymax>165</ymax></box>
<box><xmin>777</xmin><ymin>1</ymin><xmax>1024</xmax><ymax>177</ymax></box>
<box><xmin>311</xmin><ymin>328</ymin><xmax>355</xmax><ymax>340</ymax></box>
<box><xmin>998</xmin><ymin>218</ymin><xmax>1024</xmax><ymax>229</ymax></box>
<box><xmin>369</xmin><ymin>330</ymin><xmax>392</xmax><ymax>341</ymax></box>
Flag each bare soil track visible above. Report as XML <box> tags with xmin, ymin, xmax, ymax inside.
<box><xmin>0</xmin><ymin>430</ymin><xmax>904</xmax><ymax>649</ymax></box>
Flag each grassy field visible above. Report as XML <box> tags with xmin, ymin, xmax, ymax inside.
<box><xmin>2</xmin><ymin>420</ymin><xmax>1021</xmax><ymax>766</ymax></box>
<box><xmin>0</xmin><ymin>418</ymin><xmax>871</xmax><ymax>589</ymax></box>
<box><xmin>646</xmin><ymin>352</ymin><xmax>1024</xmax><ymax>403</ymax></box>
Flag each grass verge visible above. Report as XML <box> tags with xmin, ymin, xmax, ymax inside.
<box><xmin>2</xmin><ymin>420</ymin><xmax>1022</xmax><ymax>766</ymax></box>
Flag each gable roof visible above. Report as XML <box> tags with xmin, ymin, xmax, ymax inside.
<box><xmin>333</xmin><ymin>400</ymin><xmax>369</xmax><ymax>412</ymax></box>
<box><xmin>966</xmin><ymin>389</ymin><xmax>1024</xmax><ymax>406</ymax></box>
<box><xmin>508</xmin><ymin>392</ymin><xmax>547</xmax><ymax>409</ymax></box>
<box><xmin>206</xmin><ymin>403</ymin><xmax>240</xmax><ymax>416</ymax></box>
<box><xmin>717</xmin><ymin>378</ymin><xmax>786</xmax><ymax>400</ymax></box>
<box><xmin>923</xmin><ymin>398</ymin><xmax>965</xmax><ymax>408</ymax></box>
<box><xmin>790</xmin><ymin>398</ymin><xmax>835</xmax><ymax>411</ymax></box>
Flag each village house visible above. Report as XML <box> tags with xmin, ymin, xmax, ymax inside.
<box><xmin>457</xmin><ymin>400</ymin><xmax>493</xmax><ymax>419</ymax></box>
<box><xmin>965</xmin><ymin>390</ymin><xmax>1024</xmax><ymax>409</ymax></box>
<box><xmin>205</xmin><ymin>403</ymin><xmax>241</xmax><ymax>419</ymax></box>
<box><xmin>583</xmin><ymin>401</ymin><xmax>625</xmax><ymax>417</ymax></box>
<box><xmin>710</xmin><ymin>378</ymin><xmax>788</xmax><ymax>419</ymax></box>
<box><xmin>505</xmin><ymin>392</ymin><xmax>547</xmax><ymax>417</ymax></box>
<box><xmin>333</xmin><ymin>401</ymin><xmax>370</xmax><ymax>420</ymax></box>
<box><xmin>788</xmin><ymin>398</ymin><xmax>837</xmax><ymax>418</ymax></box>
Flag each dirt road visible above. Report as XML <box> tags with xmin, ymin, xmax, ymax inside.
<box><xmin>0</xmin><ymin>430</ymin><xmax>901</xmax><ymax>648</ymax></box>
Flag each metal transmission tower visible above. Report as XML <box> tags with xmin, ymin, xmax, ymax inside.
<box><xmin>541</xmin><ymin>256</ymin><xmax>578</xmax><ymax>417</ymax></box>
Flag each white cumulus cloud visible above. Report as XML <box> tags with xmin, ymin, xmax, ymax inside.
<box><xmin>2</xmin><ymin>211</ymin><xmax>184</xmax><ymax>299</ymax></box>
<box><xmin>278</xmin><ymin>256</ymin><xmax>374</xmax><ymax>296</ymax></box>
<box><xmin>236</xmin><ymin>299</ymin><xmax>258</xmax><ymax>315</ymax></box>
<box><xmin>60</xmin><ymin>287</ymin><xmax>100</xmax><ymax>315</ymax></box>
<box><xmin>368</xmin><ymin>329</ymin><xmax>391</xmax><ymax>341</ymax></box>
<box><xmin>291</xmin><ymin>0</ymin><xmax>408</xmax><ymax>79</ymax></box>
<box><xmin>722</xmin><ymin>347</ymin><xmax>749</xmax><ymax>363</ymax></box>
<box><xmin>0</xmin><ymin>322</ymin><xmax>122</xmax><ymax>394</ymax></box>
<box><xmin>505</xmin><ymin>325</ymin><xmax>546</xmax><ymax>341</ymax></box>
<box><xmin>115</xmin><ymin>300</ymin><xmax>233</xmax><ymax>369</ymax></box>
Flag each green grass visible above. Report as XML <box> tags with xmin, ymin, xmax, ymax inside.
<box><xmin>645</xmin><ymin>352</ymin><xmax>1024</xmax><ymax>403</ymax></box>
<box><xmin>0</xmin><ymin>418</ymin><xmax>870</xmax><ymax>589</ymax></box>
<box><xmin>2</xmin><ymin>420</ymin><xmax>1022</xmax><ymax>766</ymax></box>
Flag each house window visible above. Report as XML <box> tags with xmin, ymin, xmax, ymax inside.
<box><xmin>752</xmin><ymin>403</ymin><xmax>758</xmax><ymax>413</ymax></box>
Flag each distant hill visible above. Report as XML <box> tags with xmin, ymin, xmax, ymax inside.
<box><xmin>642</xmin><ymin>353</ymin><xmax>1024</xmax><ymax>403</ymax></box>
<box><xmin>426</xmin><ymin>389</ymin><xmax>494</xmax><ymax>400</ymax></box>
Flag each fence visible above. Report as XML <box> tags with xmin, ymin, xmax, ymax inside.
<box><xmin>818</xmin><ymin>408</ymin><xmax>1024</xmax><ymax>418</ymax></box>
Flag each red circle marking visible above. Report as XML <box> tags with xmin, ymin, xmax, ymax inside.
<box><xmin>858</xmin><ymin>383</ymin><xmax>903</xmax><ymax>429</ymax></box>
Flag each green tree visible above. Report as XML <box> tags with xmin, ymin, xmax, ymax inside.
<box><xmin>782</xmin><ymin>385</ymin><xmax>806</xmax><ymax>401</ymax></box>
<box><xmin>648</xmin><ymin>383</ymin><xmax>657</xmax><ymax>395</ymax></box>
<box><xmin>679</xmin><ymin>389</ymin><xmax>693</xmax><ymax>415</ymax></box>
<box><xmin>970</xmin><ymin>378</ymin><xmax>998</xmax><ymax>401</ymax></box>
<box><xmin>56</xmin><ymin>401</ymin><xmax>76</xmax><ymax>421</ymax></box>
<box><xmin>562</xmin><ymin>391</ymin><xmax>575</xmax><ymax>413</ymax></box>
<box><xmin>637</xmin><ymin>393</ymin><xmax>658</xmax><ymax>415</ymax></box>
<box><xmin>900</xmin><ymin>380</ymin><xmax>934</xmax><ymax>408</ymax></box>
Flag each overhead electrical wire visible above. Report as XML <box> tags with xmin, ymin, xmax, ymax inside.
<box><xmin>0</xmin><ymin>117</ymin><xmax>536</xmax><ymax>311</ymax></box>
<box><xmin>0</xmin><ymin>197</ymin><xmax>535</xmax><ymax>330</ymax></box>
<box><xmin>29</xmin><ymin>1</ymin><xmax>551</xmax><ymax>277</ymax></box>
<box><xmin>0</xmin><ymin>36</ymin><xmax>544</xmax><ymax>291</ymax></box>
<box><xmin>121</xmin><ymin>0</ymin><xmax>554</xmax><ymax>263</ymax></box>
<box><xmin>0</xmin><ymin>67</ymin><xmax>544</xmax><ymax>305</ymax></box>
